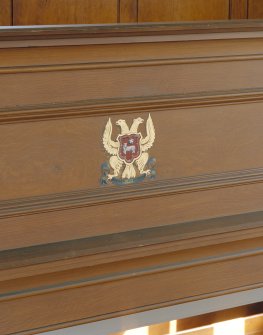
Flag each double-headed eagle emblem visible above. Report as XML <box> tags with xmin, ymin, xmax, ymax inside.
<box><xmin>101</xmin><ymin>114</ymin><xmax>156</xmax><ymax>185</ymax></box>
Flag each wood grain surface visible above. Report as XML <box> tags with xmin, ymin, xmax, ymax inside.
<box><xmin>0</xmin><ymin>239</ymin><xmax>262</xmax><ymax>334</ymax></box>
<box><xmin>0</xmin><ymin>23</ymin><xmax>263</xmax><ymax>335</ymax></box>
<box><xmin>120</xmin><ymin>0</ymin><xmax>138</xmax><ymax>23</ymax></box>
<box><xmin>138</xmin><ymin>0</ymin><xmax>230</xmax><ymax>22</ymax></box>
<box><xmin>0</xmin><ymin>0</ymin><xmax>12</xmax><ymax>25</ymax></box>
<box><xmin>0</xmin><ymin>0</ymin><xmax>257</xmax><ymax>26</ymax></box>
<box><xmin>230</xmin><ymin>0</ymin><xmax>248</xmax><ymax>19</ymax></box>
<box><xmin>248</xmin><ymin>0</ymin><xmax>263</xmax><ymax>19</ymax></box>
<box><xmin>2</xmin><ymin>103</ymin><xmax>263</xmax><ymax>201</ymax></box>
<box><xmin>13</xmin><ymin>0</ymin><xmax>118</xmax><ymax>25</ymax></box>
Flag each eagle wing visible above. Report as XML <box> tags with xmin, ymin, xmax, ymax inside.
<box><xmin>103</xmin><ymin>118</ymin><xmax>119</xmax><ymax>155</ymax></box>
<box><xmin>141</xmin><ymin>114</ymin><xmax>155</xmax><ymax>152</ymax></box>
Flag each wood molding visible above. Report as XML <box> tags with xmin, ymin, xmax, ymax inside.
<box><xmin>7</xmin><ymin>289</ymin><xmax>263</xmax><ymax>335</ymax></box>
<box><xmin>0</xmin><ymin>211</ymin><xmax>262</xmax><ymax>334</ymax></box>
<box><xmin>1</xmin><ymin>247</ymin><xmax>263</xmax><ymax>301</ymax></box>
<box><xmin>1</xmin><ymin>22</ymin><xmax>263</xmax><ymax>335</ymax></box>
<box><xmin>2</xmin><ymin>53</ymin><xmax>263</xmax><ymax>75</ymax></box>
<box><xmin>0</xmin><ymin>241</ymin><xmax>262</xmax><ymax>334</ymax></box>
<box><xmin>2</xmin><ymin>21</ymin><xmax>263</xmax><ymax>48</ymax></box>
<box><xmin>2</xmin><ymin>167</ymin><xmax>263</xmax><ymax>219</ymax></box>
<box><xmin>1</xmin><ymin>21</ymin><xmax>263</xmax><ymax>39</ymax></box>
<box><xmin>1</xmin><ymin>211</ymin><xmax>263</xmax><ymax>281</ymax></box>
<box><xmin>2</xmin><ymin>88</ymin><xmax>263</xmax><ymax>125</ymax></box>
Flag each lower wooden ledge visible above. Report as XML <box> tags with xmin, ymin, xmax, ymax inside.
<box><xmin>21</xmin><ymin>289</ymin><xmax>263</xmax><ymax>335</ymax></box>
<box><xmin>0</xmin><ymin>211</ymin><xmax>262</xmax><ymax>335</ymax></box>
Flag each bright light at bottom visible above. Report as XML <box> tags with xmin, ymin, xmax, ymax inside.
<box><xmin>124</xmin><ymin>326</ymin><xmax>148</xmax><ymax>335</ymax></box>
<box><xmin>169</xmin><ymin>320</ymin><xmax>177</xmax><ymax>334</ymax></box>
<box><xmin>213</xmin><ymin>318</ymin><xmax>245</xmax><ymax>335</ymax></box>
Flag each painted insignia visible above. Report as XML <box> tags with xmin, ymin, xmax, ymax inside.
<box><xmin>101</xmin><ymin>114</ymin><xmax>156</xmax><ymax>185</ymax></box>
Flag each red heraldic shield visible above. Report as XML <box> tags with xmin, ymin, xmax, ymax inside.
<box><xmin>118</xmin><ymin>133</ymin><xmax>142</xmax><ymax>164</ymax></box>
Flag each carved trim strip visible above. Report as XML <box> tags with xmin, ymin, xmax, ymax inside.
<box><xmin>1</xmin><ymin>247</ymin><xmax>262</xmax><ymax>301</ymax></box>
<box><xmin>2</xmin><ymin>167</ymin><xmax>263</xmax><ymax>219</ymax></box>
<box><xmin>1</xmin><ymin>88</ymin><xmax>263</xmax><ymax>124</ymax></box>
<box><xmin>27</xmin><ymin>288</ymin><xmax>263</xmax><ymax>335</ymax></box>
<box><xmin>1</xmin><ymin>211</ymin><xmax>263</xmax><ymax>278</ymax></box>
<box><xmin>1</xmin><ymin>21</ymin><xmax>263</xmax><ymax>39</ymax></box>
<box><xmin>3</xmin><ymin>32</ymin><xmax>263</xmax><ymax>49</ymax></box>
<box><xmin>2</xmin><ymin>54</ymin><xmax>263</xmax><ymax>74</ymax></box>
<box><xmin>1</xmin><ymin>22</ymin><xmax>263</xmax><ymax>49</ymax></box>
<box><xmin>1</xmin><ymin>226</ymin><xmax>263</xmax><ymax>284</ymax></box>
<box><xmin>4</xmin><ymin>285</ymin><xmax>262</xmax><ymax>335</ymax></box>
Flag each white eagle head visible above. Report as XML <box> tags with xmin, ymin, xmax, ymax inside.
<box><xmin>130</xmin><ymin>117</ymin><xmax>144</xmax><ymax>133</ymax></box>
<box><xmin>133</xmin><ymin>117</ymin><xmax>144</xmax><ymax>125</ymax></box>
<box><xmin>116</xmin><ymin>119</ymin><xmax>126</xmax><ymax>127</ymax></box>
<box><xmin>116</xmin><ymin>119</ymin><xmax>129</xmax><ymax>134</ymax></box>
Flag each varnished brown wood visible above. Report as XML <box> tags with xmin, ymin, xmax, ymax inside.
<box><xmin>0</xmin><ymin>23</ymin><xmax>263</xmax><ymax>335</ymax></box>
<box><xmin>2</xmin><ymin>182</ymin><xmax>263</xmax><ymax>251</ymax></box>
<box><xmin>2</xmin><ymin>21</ymin><xmax>263</xmax><ymax>44</ymax></box>
<box><xmin>8</xmin><ymin>0</ymin><xmax>246</xmax><ymax>26</ymax></box>
<box><xmin>0</xmin><ymin>243</ymin><xmax>262</xmax><ymax>334</ymax></box>
<box><xmin>138</xmin><ymin>0</ymin><xmax>230</xmax><ymax>22</ymax></box>
<box><xmin>230</xmin><ymin>0</ymin><xmax>248</xmax><ymax>19</ymax></box>
<box><xmin>2</xmin><ymin>26</ymin><xmax>263</xmax><ymax>206</ymax></box>
<box><xmin>248</xmin><ymin>0</ymin><xmax>263</xmax><ymax>19</ymax></box>
<box><xmin>0</xmin><ymin>0</ymin><xmax>12</xmax><ymax>25</ymax></box>
<box><xmin>1</xmin><ymin>211</ymin><xmax>262</xmax><ymax>274</ymax></box>
<box><xmin>120</xmin><ymin>0</ymin><xmax>138</xmax><ymax>23</ymax></box>
<box><xmin>13</xmin><ymin>0</ymin><xmax>118</xmax><ymax>25</ymax></box>
<box><xmin>2</xmin><ymin>167</ymin><xmax>263</xmax><ymax>220</ymax></box>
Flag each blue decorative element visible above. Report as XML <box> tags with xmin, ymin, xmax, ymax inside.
<box><xmin>111</xmin><ymin>173</ymin><xmax>146</xmax><ymax>186</ymax></box>
<box><xmin>100</xmin><ymin>162</ymin><xmax>111</xmax><ymax>185</ymax></box>
<box><xmin>100</xmin><ymin>157</ymin><xmax>156</xmax><ymax>186</ymax></box>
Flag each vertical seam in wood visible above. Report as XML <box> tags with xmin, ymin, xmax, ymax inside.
<box><xmin>136</xmin><ymin>0</ymin><xmax>139</xmax><ymax>22</ymax></box>
<box><xmin>229</xmin><ymin>0</ymin><xmax>232</xmax><ymax>20</ymax></box>
<box><xmin>117</xmin><ymin>0</ymin><xmax>120</xmax><ymax>23</ymax></box>
<box><xmin>11</xmin><ymin>0</ymin><xmax>14</xmax><ymax>25</ymax></box>
<box><xmin>247</xmin><ymin>0</ymin><xmax>250</xmax><ymax>19</ymax></box>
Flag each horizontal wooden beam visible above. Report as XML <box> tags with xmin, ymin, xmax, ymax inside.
<box><xmin>1</xmin><ymin>21</ymin><xmax>263</xmax><ymax>45</ymax></box>
<box><xmin>6</xmin><ymin>288</ymin><xmax>262</xmax><ymax>335</ymax></box>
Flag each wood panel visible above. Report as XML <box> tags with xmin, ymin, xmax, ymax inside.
<box><xmin>138</xmin><ymin>0</ymin><xmax>230</xmax><ymax>22</ymax></box>
<box><xmin>13</xmin><ymin>0</ymin><xmax>118</xmax><ymax>25</ymax></box>
<box><xmin>3</xmin><ymin>104</ymin><xmax>263</xmax><ymax>202</ymax></box>
<box><xmin>230</xmin><ymin>0</ymin><xmax>248</xmax><ymax>19</ymax></box>
<box><xmin>120</xmin><ymin>0</ymin><xmax>138</xmax><ymax>23</ymax></box>
<box><xmin>1</xmin><ymin>23</ymin><xmax>263</xmax><ymax>249</ymax></box>
<box><xmin>248</xmin><ymin>0</ymin><xmax>263</xmax><ymax>19</ymax></box>
<box><xmin>0</xmin><ymin>237</ymin><xmax>262</xmax><ymax>334</ymax></box>
<box><xmin>2</xmin><ymin>30</ymin><xmax>263</xmax><ymax>206</ymax></box>
<box><xmin>0</xmin><ymin>103</ymin><xmax>263</xmax><ymax>200</ymax></box>
<box><xmin>0</xmin><ymin>0</ymin><xmax>12</xmax><ymax>25</ymax></box>
<box><xmin>0</xmin><ymin>0</ymin><xmax>252</xmax><ymax>26</ymax></box>
<box><xmin>4</xmin><ymin>58</ymin><xmax>263</xmax><ymax>108</ymax></box>
<box><xmin>0</xmin><ymin>23</ymin><xmax>263</xmax><ymax>335</ymax></box>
